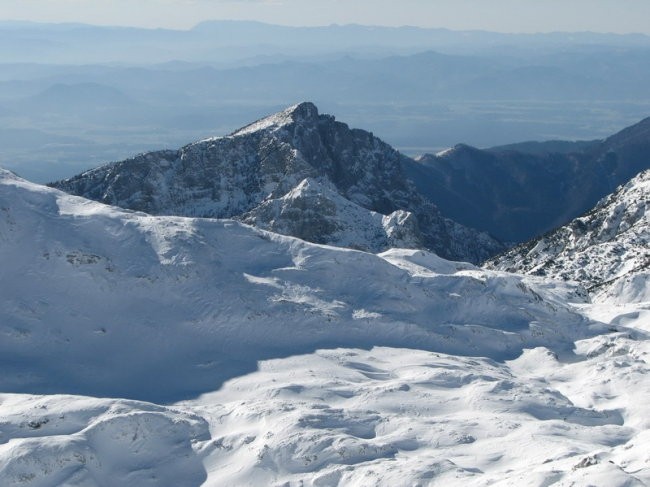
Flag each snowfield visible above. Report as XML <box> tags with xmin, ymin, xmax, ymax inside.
<box><xmin>2</xmin><ymin>309</ymin><xmax>649</xmax><ymax>487</ymax></box>
<box><xmin>1</xmin><ymin>168</ymin><xmax>649</xmax><ymax>486</ymax></box>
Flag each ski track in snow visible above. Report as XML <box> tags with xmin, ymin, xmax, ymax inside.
<box><xmin>1</xmin><ymin>168</ymin><xmax>649</xmax><ymax>486</ymax></box>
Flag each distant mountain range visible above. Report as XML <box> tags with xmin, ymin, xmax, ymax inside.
<box><xmin>4</xmin><ymin>21</ymin><xmax>650</xmax><ymax>184</ymax></box>
<box><xmin>51</xmin><ymin>103</ymin><xmax>502</xmax><ymax>263</ymax></box>
<box><xmin>2</xmin><ymin>20</ymin><xmax>650</xmax><ymax>64</ymax></box>
<box><xmin>404</xmin><ymin>116</ymin><xmax>650</xmax><ymax>243</ymax></box>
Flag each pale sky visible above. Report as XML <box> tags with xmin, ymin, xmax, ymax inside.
<box><xmin>2</xmin><ymin>0</ymin><xmax>650</xmax><ymax>34</ymax></box>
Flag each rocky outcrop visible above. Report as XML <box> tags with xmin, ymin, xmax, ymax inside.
<box><xmin>486</xmin><ymin>169</ymin><xmax>650</xmax><ymax>302</ymax></box>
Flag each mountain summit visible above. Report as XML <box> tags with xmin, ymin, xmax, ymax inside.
<box><xmin>51</xmin><ymin>102</ymin><xmax>502</xmax><ymax>263</ymax></box>
<box><xmin>230</xmin><ymin>101</ymin><xmax>321</xmax><ymax>136</ymax></box>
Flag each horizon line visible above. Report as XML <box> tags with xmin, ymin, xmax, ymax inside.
<box><xmin>1</xmin><ymin>18</ymin><xmax>649</xmax><ymax>38</ymax></box>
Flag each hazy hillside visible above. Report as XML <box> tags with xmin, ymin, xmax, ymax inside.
<box><xmin>403</xmin><ymin>117</ymin><xmax>650</xmax><ymax>243</ymax></box>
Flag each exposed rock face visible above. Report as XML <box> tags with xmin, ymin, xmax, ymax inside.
<box><xmin>403</xmin><ymin>117</ymin><xmax>650</xmax><ymax>244</ymax></box>
<box><xmin>486</xmin><ymin>169</ymin><xmax>650</xmax><ymax>303</ymax></box>
<box><xmin>241</xmin><ymin>178</ymin><xmax>424</xmax><ymax>251</ymax></box>
<box><xmin>51</xmin><ymin>102</ymin><xmax>502</xmax><ymax>262</ymax></box>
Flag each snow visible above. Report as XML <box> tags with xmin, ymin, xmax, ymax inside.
<box><xmin>0</xmin><ymin>395</ymin><xmax>210</xmax><ymax>486</ymax></box>
<box><xmin>2</xmin><ymin>168</ymin><xmax>650</xmax><ymax>486</ymax></box>
<box><xmin>1</xmin><ymin>171</ymin><xmax>599</xmax><ymax>400</ymax></box>
<box><xmin>243</xmin><ymin>177</ymin><xmax>425</xmax><ymax>252</ymax></box>
<box><xmin>230</xmin><ymin>103</ymin><xmax>316</xmax><ymax>137</ymax></box>
<box><xmin>2</xmin><ymin>301</ymin><xmax>648</xmax><ymax>486</ymax></box>
<box><xmin>50</xmin><ymin>102</ymin><xmax>503</xmax><ymax>264</ymax></box>
<box><xmin>185</xmin><ymin>315</ymin><xmax>650</xmax><ymax>486</ymax></box>
<box><xmin>487</xmin><ymin>169</ymin><xmax>650</xmax><ymax>304</ymax></box>
<box><xmin>434</xmin><ymin>147</ymin><xmax>455</xmax><ymax>157</ymax></box>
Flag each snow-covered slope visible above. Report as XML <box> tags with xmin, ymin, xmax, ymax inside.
<box><xmin>0</xmin><ymin>395</ymin><xmax>211</xmax><ymax>486</ymax></box>
<box><xmin>1</xmin><ymin>167</ymin><xmax>592</xmax><ymax>401</ymax></box>
<box><xmin>486</xmin><ymin>169</ymin><xmax>650</xmax><ymax>303</ymax></box>
<box><xmin>185</xmin><ymin>311</ymin><xmax>650</xmax><ymax>487</ymax></box>
<box><xmin>49</xmin><ymin>103</ymin><xmax>503</xmax><ymax>263</ymax></box>
<box><xmin>4</xmin><ymin>168</ymin><xmax>650</xmax><ymax>486</ymax></box>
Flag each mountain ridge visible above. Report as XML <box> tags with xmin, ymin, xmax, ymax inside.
<box><xmin>404</xmin><ymin>116</ymin><xmax>650</xmax><ymax>243</ymax></box>
<box><xmin>485</xmin><ymin>169</ymin><xmax>650</xmax><ymax>303</ymax></box>
<box><xmin>50</xmin><ymin>102</ymin><xmax>503</xmax><ymax>263</ymax></box>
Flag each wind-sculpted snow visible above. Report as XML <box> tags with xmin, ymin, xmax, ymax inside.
<box><xmin>487</xmin><ymin>169</ymin><xmax>650</xmax><ymax>303</ymax></box>
<box><xmin>49</xmin><ymin>103</ymin><xmax>503</xmax><ymax>263</ymax></box>
<box><xmin>1</xmin><ymin>169</ymin><xmax>593</xmax><ymax>402</ymax></box>
<box><xmin>0</xmin><ymin>394</ymin><xmax>210</xmax><ymax>486</ymax></box>
<box><xmin>2</xmin><ymin>303</ymin><xmax>649</xmax><ymax>486</ymax></box>
<box><xmin>2</xmin><ymin>169</ymin><xmax>649</xmax><ymax>486</ymax></box>
<box><xmin>182</xmin><ymin>320</ymin><xmax>650</xmax><ymax>487</ymax></box>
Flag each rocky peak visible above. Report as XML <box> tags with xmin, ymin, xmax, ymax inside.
<box><xmin>284</xmin><ymin>101</ymin><xmax>322</xmax><ymax>125</ymax></box>
<box><xmin>241</xmin><ymin>176</ymin><xmax>427</xmax><ymax>252</ymax></box>
<box><xmin>426</xmin><ymin>144</ymin><xmax>493</xmax><ymax>171</ymax></box>
<box><xmin>445</xmin><ymin>143</ymin><xmax>483</xmax><ymax>157</ymax></box>
<box><xmin>230</xmin><ymin>101</ymin><xmax>322</xmax><ymax>137</ymax></box>
<box><xmin>50</xmin><ymin>103</ymin><xmax>503</xmax><ymax>263</ymax></box>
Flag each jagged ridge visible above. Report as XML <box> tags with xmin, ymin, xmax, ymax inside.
<box><xmin>50</xmin><ymin>102</ymin><xmax>502</xmax><ymax>263</ymax></box>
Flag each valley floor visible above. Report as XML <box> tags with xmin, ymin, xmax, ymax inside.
<box><xmin>1</xmin><ymin>301</ymin><xmax>648</xmax><ymax>487</ymax></box>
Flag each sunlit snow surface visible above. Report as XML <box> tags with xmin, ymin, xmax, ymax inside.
<box><xmin>1</xmin><ymin>169</ymin><xmax>649</xmax><ymax>486</ymax></box>
<box><xmin>2</xmin><ymin>311</ymin><xmax>649</xmax><ymax>487</ymax></box>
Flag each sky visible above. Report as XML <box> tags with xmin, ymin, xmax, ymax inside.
<box><xmin>1</xmin><ymin>0</ymin><xmax>650</xmax><ymax>34</ymax></box>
